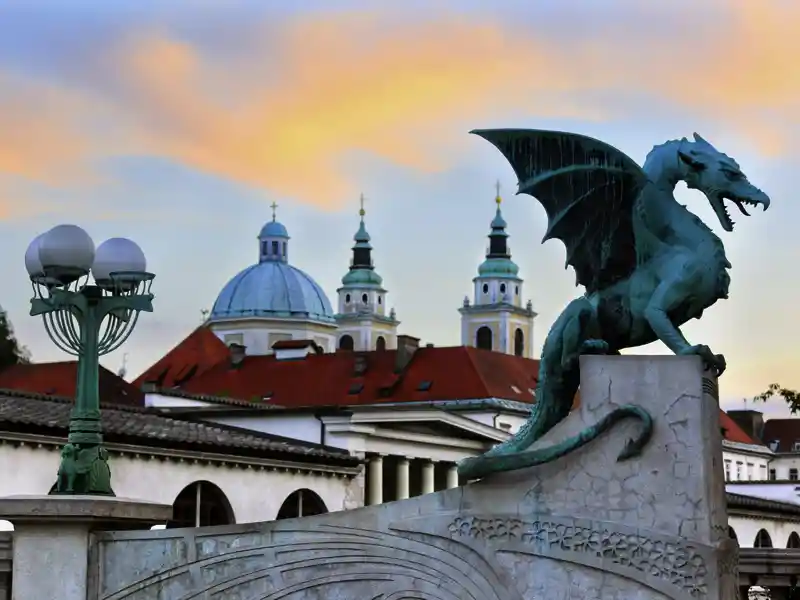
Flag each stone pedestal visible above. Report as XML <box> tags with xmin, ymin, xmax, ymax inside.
<box><xmin>0</xmin><ymin>495</ymin><xmax>172</xmax><ymax>600</ymax></box>
<box><xmin>89</xmin><ymin>356</ymin><xmax>736</xmax><ymax>599</ymax></box>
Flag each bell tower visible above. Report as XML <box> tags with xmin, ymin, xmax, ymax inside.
<box><xmin>459</xmin><ymin>183</ymin><xmax>536</xmax><ymax>357</ymax></box>
<box><xmin>334</xmin><ymin>194</ymin><xmax>399</xmax><ymax>352</ymax></box>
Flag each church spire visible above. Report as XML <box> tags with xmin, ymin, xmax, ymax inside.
<box><xmin>459</xmin><ymin>181</ymin><xmax>535</xmax><ymax>358</ymax></box>
<box><xmin>351</xmin><ymin>193</ymin><xmax>374</xmax><ymax>269</ymax></box>
<box><xmin>487</xmin><ymin>180</ymin><xmax>510</xmax><ymax>258</ymax></box>
<box><xmin>335</xmin><ymin>193</ymin><xmax>397</xmax><ymax>352</ymax></box>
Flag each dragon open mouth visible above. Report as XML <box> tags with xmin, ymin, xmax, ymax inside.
<box><xmin>716</xmin><ymin>193</ymin><xmax>766</xmax><ymax>231</ymax></box>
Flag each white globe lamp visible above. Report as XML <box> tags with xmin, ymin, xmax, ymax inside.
<box><xmin>24</xmin><ymin>233</ymin><xmax>45</xmax><ymax>279</ymax></box>
<box><xmin>37</xmin><ymin>225</ymin><xmax>95</xmax><ymax>283</ymax></box>
<box><xmin>92</xmin><ymin>238</ymin><xmax>147</xmax><ymax>287</ymax></box>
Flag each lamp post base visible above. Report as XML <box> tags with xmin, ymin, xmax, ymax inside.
<box><xmin>49</xmin><ymin>443</ymin><xmax>115</xmax><ymax>497</ymax></box>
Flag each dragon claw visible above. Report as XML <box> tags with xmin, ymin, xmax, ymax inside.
<box><xmin>580</xmin><ymin>339</ymin><xmax>611</xmax><ymax>355</ymax></box>
<box><xmin>679</xmin><ymin>344</ymin><xmax>726</xmax><ymax>376</ymax></box>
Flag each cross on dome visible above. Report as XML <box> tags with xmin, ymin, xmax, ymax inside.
<box><xmin>270</xmin><ymin>202</ymin><xmax>278</xmax><ymax>222</ymax></box>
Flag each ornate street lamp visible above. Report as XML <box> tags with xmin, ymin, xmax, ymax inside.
<box><xmin>24</xmin><ymin>225</ymin><xmax>154</xmax><ymax>496</ymax></box>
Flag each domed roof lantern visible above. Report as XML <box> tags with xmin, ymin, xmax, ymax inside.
<box><xmin>258</xmin><ymin>202</ymin><xmax>290</xmax><ymax>263</ymax></box>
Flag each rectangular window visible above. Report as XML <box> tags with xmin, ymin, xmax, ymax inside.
<box><xmin>724</xmin><ymin>460</ymin><xmax>732</xmax><ymax>481</ymax></box>
<box><xmin>735</xmin><ymin>461</ymin><xmax>743</xmax><ymax>480</ymax></box>
<box><xmin>790</xmin><ymin>468</ymin><xmax>798</xmax><ymax>481</ymax></box>
<box><xmin>271</xmin><ymin>241</ymin><xmax>279</xmax><ymax>255</ymax></box>
<box><xmin>746</xmin><ymin>462</ymin><xmax>754</xmax><ymax>480</ymax></box>
<box><xmin>769</xmin><ymin>468</ymin><xmax>777</xmax><ymax>480</ymax></box>
<box><xmin>760</xmin><ymin>464</ymin><xmax>767</xmax><ymax>480</ymax></box>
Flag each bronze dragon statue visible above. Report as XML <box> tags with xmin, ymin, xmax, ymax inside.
<box><xmin>458</xmin><ymin>130</ymin><xmax>770</xmax><ymax>479</ymax></box>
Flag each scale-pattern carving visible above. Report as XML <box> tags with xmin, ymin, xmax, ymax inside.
<box><xmin>449</xmin><ymin>516</ymin><xmax>708</xmax><ymax>596</ymax></box>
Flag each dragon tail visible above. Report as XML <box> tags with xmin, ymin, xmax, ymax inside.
<box><xmin>457</xmin><ymin>405</ymin><xmax>653</xmax><ymax>480</ymax></box>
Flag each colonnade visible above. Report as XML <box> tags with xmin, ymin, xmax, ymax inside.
<box><xmin>366</xmin><ymin>454</ymin><xmax>460</xmax><ymax>505</ymax></box>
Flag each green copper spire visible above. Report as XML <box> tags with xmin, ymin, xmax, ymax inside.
<box><xmin>353</xmin><ymin>193</ymin><xmax>372</xmax><ymax>249</ymax></box>
<box><xmin>342</xmin><ymin>193</ymin><xmax>383</xmax><ymax>287</ymax></box>
<box><xmin>478</xmin><ymin>182</ymin><xmax>519</xmax><ymax>278</ymax></box>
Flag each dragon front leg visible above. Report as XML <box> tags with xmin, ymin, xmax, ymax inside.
<box><xmin>644</xmin><ymin>280</ymin><xmax>726</xmax><ymax>376</ymax></box>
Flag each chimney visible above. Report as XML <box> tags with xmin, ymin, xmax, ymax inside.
<box><xmin>727</xmin><ymin>409</ymin><xmax>765</xmax><ymax>442</ymax></box>
<box><xmin>394</xmin><ymin>334</ymin><xmax>420</xmax><ymax>372</ymax></box>
<box><xmin>229</xmin><ymin>343</ymin><xmax>247</xmax><ymax>368</ymax></box>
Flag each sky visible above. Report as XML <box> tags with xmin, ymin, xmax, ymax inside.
<box><xmin>0</xmin><ymin>0</ymin><xmax>798</xmax><ymax>416</ymax></box>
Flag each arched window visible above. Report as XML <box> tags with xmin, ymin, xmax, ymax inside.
<box><xmin>728</xmin><ymin>526</ymin><xmax>738</xmax><ymax>541</ymax></box>
<box><xmin>514</xmin><ymin>328</ymin><xmax>525</xmax><ymax>356</ymax></box>
<box><xmin>339</xmin><ymin>335</ymin><xmax>354</xmax><ymax>351</ymax></box>
<box><xmin>476</xmin><ymin>326</ymin><xmax>493</xmax><ymax>350</ymax></box>
<box><xmin>788</xmin><ymin>532</ymin><xmax>800</xmax><ymax>548</ymax></box>
<box><xmin>167</xmin><ymin>481</ymin><xmax>235</xmax><ymax>529</ymax></box>
<box><xmin>754</xmin><ymin>528</ymin><xmax>773</xmax><ymax>548</ymax></box>
<box><xmin>276</xmin><ymin>489</ymin><xmax>328</xmax><ymax>520</ymax></box>
<box><xmin>376</xmin><ymin>336</ymin><xmax>386</xmax><ymax>351</ymax></box>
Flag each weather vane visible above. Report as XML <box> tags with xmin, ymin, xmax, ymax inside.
<box><xmin>359</xmin><ymin>193</ymin><xmax>366</xmax><ymax>219</ymax></box>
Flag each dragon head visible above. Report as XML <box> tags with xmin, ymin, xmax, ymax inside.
<box><xmin>678</xmin><ymin>133</ymin><xmax>770</xmax><ymax>232</ymax></box>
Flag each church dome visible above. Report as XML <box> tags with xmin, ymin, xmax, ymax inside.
<box><xmin>259</xmin><ymin>220</ymin><xmax>288</xmax><ymax>238</ymax></box>
<box><xmin>210</xmin><ymin>262</ymin><xmax>335</xmax><ymax>323</ymax></box>
<box><xmin>209</xmin><ymin>214</ymin><xmax>335</xmax><ymax>324</ymax></box>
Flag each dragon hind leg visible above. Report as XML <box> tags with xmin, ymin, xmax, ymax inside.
<box><xmin>475</xmin><ymin>297</ymin><xmax>595</xmax><ymax>458</ymax></box>
<box><xmin>458</xmin><ymin>297</ymin><xmax>652</xmax><ymax>480</ymax></box>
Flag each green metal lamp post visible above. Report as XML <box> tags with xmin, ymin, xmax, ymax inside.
<box><xmin>24</xmin><ymin>225</ymin><xmax>154</xmax><ymax>496</ymax></box>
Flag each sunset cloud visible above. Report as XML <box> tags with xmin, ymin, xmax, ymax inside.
<box><xmin>0</xmin><ymin>1</ymin><xmax>798</xmax><ymax>218</ymax></box>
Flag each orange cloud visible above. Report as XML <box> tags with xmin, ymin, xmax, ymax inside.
<box><xmin>0</xmin><ymin>2</ymin><xmax>798</xmax><ymax>218</ymax></box>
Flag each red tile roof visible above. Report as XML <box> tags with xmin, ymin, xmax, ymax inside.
<box><xmin>131</xmin><ymin>327</ymin><xmax>745</xmax><ymax>444</ymax></box>
<box><xmin>719</xmin><ymin>411</ymin><xmax>758</xmax><ymax>445</ymax></box>
<box><xmin>760</xmin><ymin>419</ymin><xmax>800</xmax><ymax>452</ymax></box>
<box><xmin>130</xmin><ymin>327</ymin><xmax>543</xmax><ymax>406</ymax></box>
<box><xmin>148</xmin><ymin>338</ymin><xmax>540</xmax><ymax>407</ymax></box>
<box><xmin>132</xmin><ymin>326</ymin><xmax>229</xmax><ymax>389</ymax></box>
<box><xmin>0</xmin><ymin>361</ymin><xmax>144</xmax><ymax>407</ymax></box>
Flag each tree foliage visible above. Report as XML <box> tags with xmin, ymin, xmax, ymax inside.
<box><xmin>0</xmin><ymin>307</ymin><xmax>30</xmax><ymax>370</ymax></box>
<box><xmin>753</xmin><ymin>383</ymin><xmax>800</xmax><ymax>414</ymax></box>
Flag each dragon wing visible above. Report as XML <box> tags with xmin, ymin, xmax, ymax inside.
<box><xmin>472</xmin><ymin>129</ymin><xmax>650</xmax><ymax>294</ymax></box>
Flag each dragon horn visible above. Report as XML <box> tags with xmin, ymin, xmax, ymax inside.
<box><xmin>693</xmin><ymin>132</ymin><xmax>715</xmax><ymax>148</ymax></box>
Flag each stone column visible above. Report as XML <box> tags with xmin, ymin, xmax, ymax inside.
<box><xmin>421</xmin><ymin>460</ymin><xmax>435</xmax><ymax>495</ymax></box>
<box><xmin>396</xmin><ymin>457</ymin><xmax>410</xmax><ymax>501</ymax></box>
<box><xmin>0</xmin><ymin>532</ymin><xmax>10</xmax><ymax>600</ymax></box>
<box><xmin>368</xmin><ymin>455</ymin><xmax>384</xmax><ymax>505</ymax></box>
<box><xmin>0</xmin><ymin>495</ymin><xmax>172</xmax><ymax>600</ymax></box>
<box><xmin>446</xmin><ymin>463</ymin><xmax>459</xmax><ymax>489</ymax></box>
